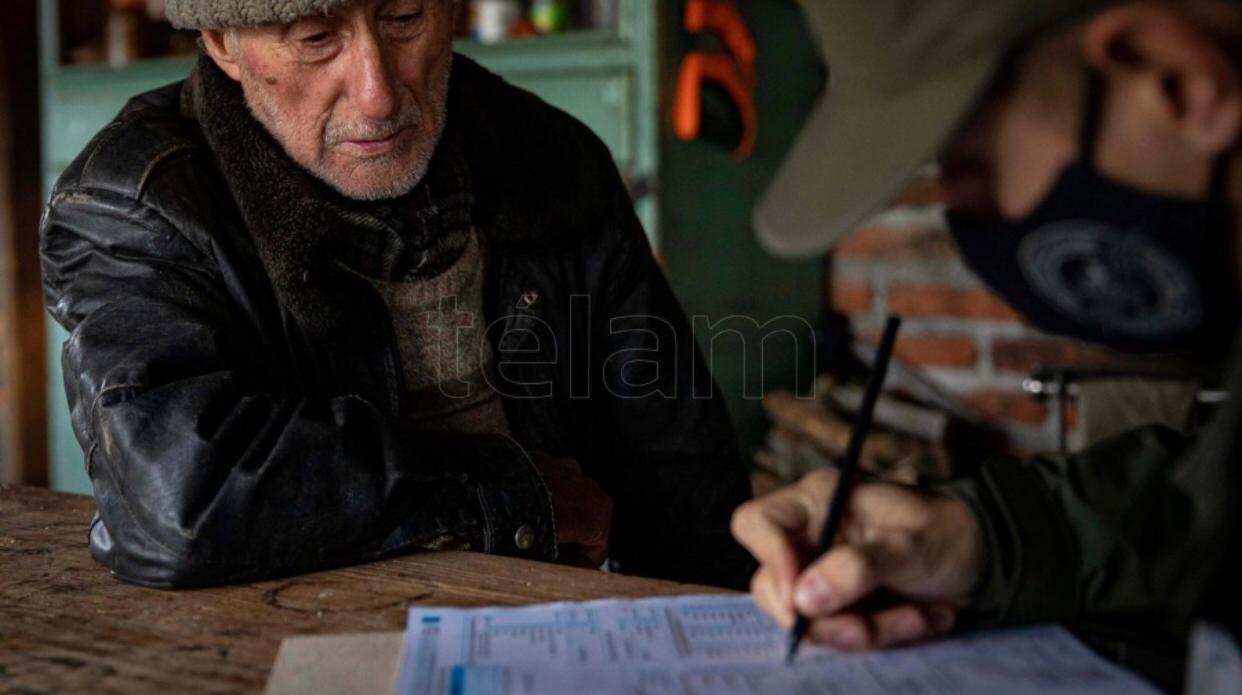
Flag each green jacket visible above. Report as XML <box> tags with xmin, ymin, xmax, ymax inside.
<box><xmin>952</xmin><ymin>332</ymin><xmax>1242</xmax><ymax>686</ymax></box>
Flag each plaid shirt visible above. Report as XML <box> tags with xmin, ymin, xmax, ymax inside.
<box><xmin>332</xmin><ymin>124</ymin><xmax>473</xmax><ymax>283</ymax></box>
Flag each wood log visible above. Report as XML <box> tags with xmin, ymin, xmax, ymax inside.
<box><xmin>761</xmin><ymin>391</ymin><xmax>951</xmax><ymax>483</ymax></box>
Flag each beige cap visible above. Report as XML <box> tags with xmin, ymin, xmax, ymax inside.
<box><xmin>165</xmin><ymin>0</ymin><xmax>355</xmax><ymax>30</ymax></box>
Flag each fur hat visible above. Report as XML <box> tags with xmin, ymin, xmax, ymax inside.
<box><xmin>165</xmin><ymin>0</ymin><xmax>355</xmax><ymax>30</ymax></box>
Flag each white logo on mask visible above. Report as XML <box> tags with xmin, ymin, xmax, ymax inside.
<box><xmin>1018</xmin><ymin>221</ymin><xmax>1202</xmax><ymax>337</ymax></box>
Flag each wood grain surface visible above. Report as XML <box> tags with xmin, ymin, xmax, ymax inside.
<box><xmin>0</xmin><ymin>485</ymin><xmax>728</xmax><ymax>693</ymax></box>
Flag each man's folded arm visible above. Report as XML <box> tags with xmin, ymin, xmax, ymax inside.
<box><xmin>42</xmin><ymin>187</ymin><xmax>556</xmax><ymax>589</ymax></box>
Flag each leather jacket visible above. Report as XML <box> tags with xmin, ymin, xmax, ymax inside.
<box><xmin>40</xmin><ymin>55</ymin><xmax>755</xmax><ymax>590</ymax></box>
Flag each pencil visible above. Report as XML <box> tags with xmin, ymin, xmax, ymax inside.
<box><xmin>785</xmin><ymin>314</ymin><xmax>902</xmax><ymax>664</ymax></box>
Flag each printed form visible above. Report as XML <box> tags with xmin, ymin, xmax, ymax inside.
<box><xmin>393</xmin><ymin>594</ymin><xmax>1158</xmax><ymax>695</ymax></box>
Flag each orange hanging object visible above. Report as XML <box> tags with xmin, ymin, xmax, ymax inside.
<box><xmin>673</xmin><ymin>0</ymin><xmax>757</xmax><ymax>160</ymax></box>
<box><xmin>684</xmin><ymin>0</ymin><xmax>755</xmax><ymax>65</ymax></box>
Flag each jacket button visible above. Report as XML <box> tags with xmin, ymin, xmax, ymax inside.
<box><xmin>514</xmin><ymin>525</ymin><xmax>536</xmax><ymax>551</ymax></box>
<box><xmin>519</xmin><ymin>289</ymin><xmax>540</xmax><ymax>309</ymax></box>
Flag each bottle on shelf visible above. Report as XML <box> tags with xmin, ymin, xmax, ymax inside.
<box><xmin>530</xmin><ymin>0</ymin><xmax>569</xmax><ymax>34</ymax></box>
<box><xmin>579</xmin><ymin>0</ymin><xmax>617</xmax><ymax>30</ymax></box>
<box><xmin>470</xmin><ymin>0</ymin><xmax>522</xmax><ymax>44</ymax></box>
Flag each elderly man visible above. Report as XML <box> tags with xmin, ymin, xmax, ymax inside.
<box><xmin>40</xmin><ymin>0</ymin><xmax>752</xmax><ymax>589</ymax></box>
<box><xmin>733</xmin><ymin>0</ymin><xmax>1242</xmax><ymax>684</ymax></box>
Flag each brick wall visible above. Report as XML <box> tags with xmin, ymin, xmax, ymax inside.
<box><xmin>828</xmin><ymin>174</ymin><xmax>1170</xmax><ymax>454</ymax></box>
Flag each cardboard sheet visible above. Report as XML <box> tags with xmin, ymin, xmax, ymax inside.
<box><xmin>264</xmin><ymin>631</ymin><xmax>404</xmax><ymax>695</ymax></box>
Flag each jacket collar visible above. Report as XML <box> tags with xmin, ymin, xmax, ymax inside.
<box><xmin>185</xmin><ymin>53</ymin><xmax>364</xmax><ymax>341</ymax></box>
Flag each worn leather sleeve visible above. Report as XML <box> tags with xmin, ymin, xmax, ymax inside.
<box><xmin>41</xmin><ymin>184</ymin><xmax>556</xmax><ymax>589</ymax></box>
<box><xmin>948</xmin><ymin>340</ymin><xmax>1242</xmax><ymax>638</ymax></box>
<box><xmin>589</xmin><ymin>173</ymin><xmax>757</xmax><ymax>590</ymax></box>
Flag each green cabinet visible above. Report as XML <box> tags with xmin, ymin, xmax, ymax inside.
<box><xmin>39</xmin><ymin>1</ymin><xmax>660</xmax><ymax>494</ymax></box>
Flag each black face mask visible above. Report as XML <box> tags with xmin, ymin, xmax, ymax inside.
<box><xmin>947</xmin><ymin>70</ymin><xmax>1237</xmax><ymax>355</ymax></box>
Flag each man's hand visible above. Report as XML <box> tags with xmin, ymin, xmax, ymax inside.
<box><xmin>731</xmin><ymin>468</ymin><xmax>982</xmax><ymax>650</ymax></box>
<box><xmin>534</xmin><ymin>455</ymin><xmax>613</xmax><ymax>568</ymax></box>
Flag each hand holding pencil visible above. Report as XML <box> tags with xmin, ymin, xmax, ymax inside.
<box><xmin>732</xmin><ymin>466</ymin><xmax>981</xmax><ymax>652</ymax></box>
<box><xmin>731</xmin><ymin>317</ymin><xmax>984</xmax><ymax>655</ymax></box>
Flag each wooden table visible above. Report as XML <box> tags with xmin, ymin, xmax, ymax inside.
<box><xmin>0</xmin><ymin>485</ymin><xmax>725</xmax><ymax>693</ymax></box>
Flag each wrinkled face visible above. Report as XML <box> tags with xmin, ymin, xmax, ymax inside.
<box><xmin>219</xmin><ymin>0</ymin><xmax>455</xmax><ymax>200</ymax></box>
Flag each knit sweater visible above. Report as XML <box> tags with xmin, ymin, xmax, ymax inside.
<box><xmin>362</xmin><ymin>228</ymin><xmax>511</xmax><ymax>435</ymax></box>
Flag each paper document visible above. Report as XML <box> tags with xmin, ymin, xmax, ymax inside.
<box><xmin>394</xmin><ymin>594</ymin><xmax>1158</xmax><ymax>695</ymax></box>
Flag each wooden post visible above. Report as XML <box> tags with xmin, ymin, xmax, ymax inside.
<box><xmin>0</xmin><ymin>0</ymin><xmax>49</xmax><ymax>486</ymax></box>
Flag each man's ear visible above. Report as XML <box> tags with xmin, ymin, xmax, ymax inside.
<box><xmin>1083</xmin><ymin>3</ymin><xmax>1242</xmax><ymax>155</ymax></box>
<box><xmin>200</xmin><ymin>29</ymin><xmax>244</xmax><ymax>82</ymax></box>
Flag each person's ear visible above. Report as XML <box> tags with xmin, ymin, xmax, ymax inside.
<box><xmin>1083</xmin><ymin>3</ymin><xmax>1242</xmax><ymax>155</ymax></box>
<box><xmin>200</xmin><ymin>29</ymin><xmax>244</xmax><ymax>82</ymax></box>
